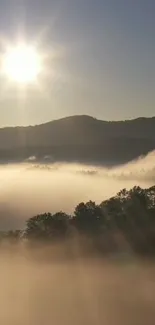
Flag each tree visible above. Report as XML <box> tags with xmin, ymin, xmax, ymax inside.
<box><xmin>101</xmin><ymin>186</ymin><xmax>155</xmax><ymax>254</ymax></box>
<box><xmin>18</xmin><ymin>184</ymin><xmax>155</xmax><ymax>255</ymax></box>
<box><xmin>25</xmin><ymin>212</ymin><xmax>70</xmax><ymax>241</ymax></box>
<box><xmin>45</xmin><ymin>212</ymin><xmax>70</xmax><ymax>239</ymax></box>
<box><xmin>73</xmin><ymin>201</ymin><xmax>105</xmax><ymax>235</ymax></box>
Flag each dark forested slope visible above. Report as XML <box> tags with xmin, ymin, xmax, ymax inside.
<box><xmin>0</xmin><ymin>115</ymin><xmax>155</xmax><ymax>164</ymax></box>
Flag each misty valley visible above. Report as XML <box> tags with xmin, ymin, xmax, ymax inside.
<box><xmin>0</xmin><ymin>151</ymin><xmax>155</xmax><ymax>324</ymax></box>
<box><xmin>0</xmin><ymin>0</ymin><xmax>155</xmax><ymax>322</ymax></box>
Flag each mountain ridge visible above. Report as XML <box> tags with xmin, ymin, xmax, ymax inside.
<box><xmin>0</xmin><ymin>114</ymin><xmax>155</xmax><ymax>165</ymax></box>
<box><xmin>1</xmin><ymin>114</ymin><xmax>155</xmax><ymax>129</ymax></box>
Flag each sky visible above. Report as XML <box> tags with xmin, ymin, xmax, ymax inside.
<box><xmin>0</xmin><ymin>0</ymin><xmax>154</xmax><ymax>126</ymax></box>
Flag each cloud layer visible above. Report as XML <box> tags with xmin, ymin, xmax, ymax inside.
<box><xmin>0</xmin><ymin>150</ymin><xmax>155</xmax><ymax>230</ymax></box>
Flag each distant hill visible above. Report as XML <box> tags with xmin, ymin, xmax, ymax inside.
<box><xmin>0</xmin><ymin>115</ymin><xmax>155</xmax><ymax>165</ymax></box>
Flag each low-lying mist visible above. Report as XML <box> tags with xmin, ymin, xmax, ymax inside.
<box><xmin>1</xmin><ymin>151</ymin><xmax>155</xmax><ymax>325</ymax></box>
<box><xmin>1</xmin><ymin>249</ymin><xmax>155</xmax><ymax>325</ymax></box>
<box><xmin>0</xmin><ymin>150</ymin><xmax>155</xmax><ymax>230</ymax></box>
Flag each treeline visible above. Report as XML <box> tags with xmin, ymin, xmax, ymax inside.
<box><xmin>1</xmin><ymin>185</ymin><xmax>155</xmax><ymax>256</ymax></box>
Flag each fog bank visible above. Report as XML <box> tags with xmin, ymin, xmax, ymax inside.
<box><xmin>0</xmin><ymin>250</ymin><xmax>155</xmax><ymax>325</ymax></box>
<box><xmin>0</xmin><ymin>150</ymin><xmax>155</xmax><ymax>229</ymax></box>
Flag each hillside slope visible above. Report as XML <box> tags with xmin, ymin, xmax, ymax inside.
<box><xmin>0</xmin><ymin>115</ymin><xmax>155</xmax><ymax>164</ymax></box>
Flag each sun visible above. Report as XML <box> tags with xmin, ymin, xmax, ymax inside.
<box><xmin>2</xmin><ymin>44</ymin><xmax>42</xmax><ymax>84</ymax></box>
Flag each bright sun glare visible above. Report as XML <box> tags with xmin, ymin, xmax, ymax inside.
<box><xmin>3</xmin><ymin>45</ymin><xmax>41</xmax><ymax>84</ymax></box>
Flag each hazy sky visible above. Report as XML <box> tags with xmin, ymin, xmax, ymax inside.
<box><xmin>0</xmin><ymin>0</ymin><xmax>154</xmax><ymax>126</ymax></box>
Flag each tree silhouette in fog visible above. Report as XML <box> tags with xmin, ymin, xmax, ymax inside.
<box><xmin>100</xmin><ymin>186</ymin><xmax>155</xmax><ymax>254</ymax></box>
<box><xmin>26</xmin><ymin>212</ymin><xmax>70</xmax><ymax>241</ymax></box>
<box><xmin>2</xmin><ymin>185</ymin><xmax>155</xmax><ymax>256</ymax></box>
<box><xmin>73</xmin><ymin>201</ymin><xmax>105</xmax><ymax>234</ymax></box>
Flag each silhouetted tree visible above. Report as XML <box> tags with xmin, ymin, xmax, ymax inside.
<box><xmin>73</xmin><ymin>201</ymin><xmax>105</xmax><ymax>235</ymax></box>
<box><xmin>101</xmin><ymin>186</ymin><xmax>155</xmax><ymax>254</ymax></box>
<box><xmin>3</xmin><ymin>184</ymin><xmax>155</xmax><ymax>256</ymax></box>
<box><xmin>25</xmin><ymin>212</ymin><xmax>70</xmax><ymax>241</ymax></box>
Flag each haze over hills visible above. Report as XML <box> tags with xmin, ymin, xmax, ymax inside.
<box><xmin>0</xmin><ymin>115</ymin><xmax>155</xmax><ymax>165</ymax></box>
